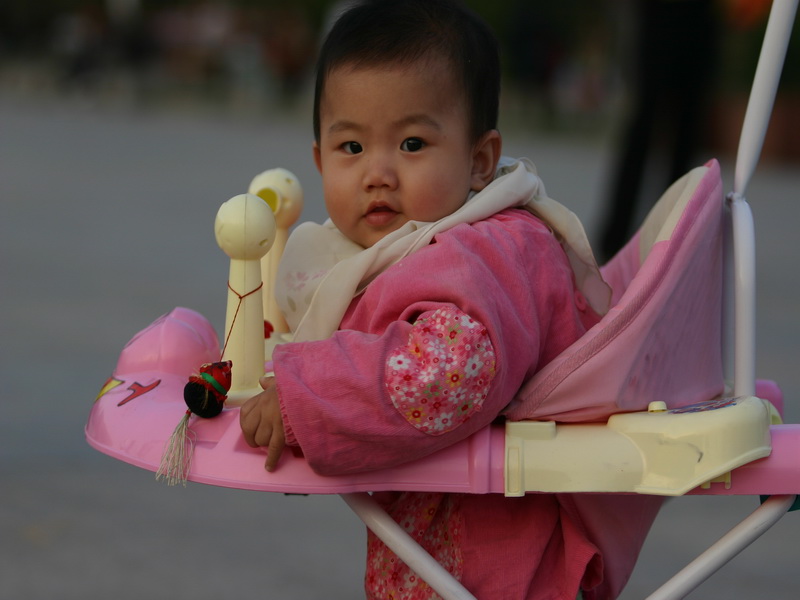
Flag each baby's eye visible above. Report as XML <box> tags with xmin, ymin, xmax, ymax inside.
<box><xmin>341</xmin><ymin>141</ymin><xmax>363</xmax><ymax>154</ymax></box>
<box><xmin>401</xmin><ymin>138</ymin><xmax>425</xmax><ymax>152</ymax></box>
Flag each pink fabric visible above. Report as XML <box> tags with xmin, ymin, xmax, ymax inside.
<box><xmin>504</xmin><ymin>159</ymin><xmax>726</xmax><ymax>599</ymax></box>
<box><xmin>275</xmin><ymin>209</ymin><xmax>595</xmax><ymax>474</ymax></box>
<box><xmin>505</xmin><ymin>160</ymin><xmax>725</xmax><ymax>423</ymax></box>
<box><xmin>274</xmin><ymin>209</ymin><xmax>602</xmax><ymax>599</ymax></box>
<box><xmin>385</xmin><ymin>306</ymin><xmax>497</xmax><ymax>436</ymax></box>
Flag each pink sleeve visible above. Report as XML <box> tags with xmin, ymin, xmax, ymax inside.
<box><xmin>273</xmin><ymin>210</ymin><xmax>592</xmax><ymax>476</ymax></box>
<box><xmin>274</xmin><ymin>307</ymin><xmax>498</xmax><ymax>475</ymax></box>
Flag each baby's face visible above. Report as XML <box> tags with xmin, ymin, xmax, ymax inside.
<box><xmin>314</xmin><ymin>58</ymin><xmax>482</xmax><ymax>248</ymax></box>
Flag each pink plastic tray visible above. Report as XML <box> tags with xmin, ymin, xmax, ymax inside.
<box><xmin>86</xmin><ymin>307</ymin><xmax>800</xmax><ymax>495</ymax></box>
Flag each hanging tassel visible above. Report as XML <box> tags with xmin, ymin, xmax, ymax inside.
<box><xmin>156</xmin><ymin>409</ymin><xmax>194</xmax><ymax>486</ymax></box>
<box><xmin>157</xmin><ymin>361</ymin><xmax>233</xmax><ymax>486</ymax></box>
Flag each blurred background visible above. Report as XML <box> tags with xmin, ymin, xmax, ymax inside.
<box><xmin>2</xmin><ymin>1</ymin><xmax>800</xmax><ymax>598</ymax></box>
<box><xmin>0</xmin><ymin>0</ymin><xmax>800</xmax><ymax>139</ymax></box>
<box><xmin>3</xmin><ymin>0</ymin><xmax>800</xmax><ymax>144</ymax></box>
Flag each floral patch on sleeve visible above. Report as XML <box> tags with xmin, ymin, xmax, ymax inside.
<box><xmin>385</xmin><ymin>306</ymin><xmax>496</xmax><ymax>435</ymax></box>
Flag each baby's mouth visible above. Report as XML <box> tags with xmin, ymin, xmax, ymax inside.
<box><xmin>364</xmin><ymin>204</ymin><xmax>399</xmax><ymax>226</ymax></box>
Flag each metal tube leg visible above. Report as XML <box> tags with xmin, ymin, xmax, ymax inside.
<box><xmin>646</xmin><ymin>495</ymin><xmax>796</xmax><ymax>600</ymax></box>
<box><xmin>341</xmin><ymin>493</ymin><xmax>477</xmax><ymax>600</ymax></box>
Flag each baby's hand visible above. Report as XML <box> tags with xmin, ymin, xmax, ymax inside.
<box><xmin>239</xmin><ymin>376</ymin><xmax>286</xmax><ymax>471</ymax></box>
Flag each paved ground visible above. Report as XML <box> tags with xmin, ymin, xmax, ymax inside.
<box><xmin>2</xmin><ymin>94</ymin><xmax>799</xmax><ymax>599</ymax></box>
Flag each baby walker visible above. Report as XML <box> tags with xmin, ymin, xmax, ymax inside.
<box><xmin>85</xmin><ymin>1</ymin><xmax>800</xmax><ymax>598</ymax></box>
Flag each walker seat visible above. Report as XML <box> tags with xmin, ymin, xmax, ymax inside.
<box><xmin>86</xmin><ymin>161</ymin><xmax>777</xmax><ymax>497</ymax></box>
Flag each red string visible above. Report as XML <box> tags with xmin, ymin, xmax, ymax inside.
<box><xmin>220</xmin><ymin>281</ymin><xmax>264</xmax><ymax>359</ymax></box>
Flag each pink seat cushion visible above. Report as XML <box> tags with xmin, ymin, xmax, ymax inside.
<box><xmin>505</xmin><ymin>160</ymin><xmax>726</xmax><ymax>422</ymax></box>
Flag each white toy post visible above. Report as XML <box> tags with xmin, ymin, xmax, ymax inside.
<box><xmin>214</xmin><ymin>193</ymin><xmax>277</xmax><ymax>405</ymax></box>
<box><xmin>248</xmin><ymin>168</ymin><xmax>303</xmax><ymax>339</ymax></box>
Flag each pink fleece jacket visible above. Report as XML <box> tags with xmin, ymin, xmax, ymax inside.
<box><xmin>273</xmin><ymin>208</ymin><xmax>652</xmax><ymax>599</ymax></box>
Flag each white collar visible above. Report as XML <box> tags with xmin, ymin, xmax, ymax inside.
<box><xmin>276</xmin><ymin>157</ymin><xmax>609</xmax><ymax>342</ymax></box>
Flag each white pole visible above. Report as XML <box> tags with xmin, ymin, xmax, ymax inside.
<box><xmin>646</xmin><ymin>495</ymin><xmax>796</xmax><ymax>600</ymax></box>
<box><xmin>341</xmin><ymin>493</ymin><xmax>478</xmax><ymax>600</ymax></box>
<box><xmin>214</xmin><ymin>193</ymin><xmax>276</xmax><ymax>404</ymax></box>
<box><xmin>733</xmin><ymin>0</ymin><xmax>799</xmax><ymax>197</ymax></box>
<box><xmin>729</xmin><ymin>0</ymin><xmax>798</xmax><ymax>397</ymax></box>
<box><xmin>248</xmin><ymin>168</ymin><xmax>304</xmax><ymax>338</ymax></box>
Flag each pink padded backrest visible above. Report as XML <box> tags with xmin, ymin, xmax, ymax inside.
<box><xmin>505</xmin><ymin>160</ymin><xmax>725</xmax><ymax>422</ymax></box>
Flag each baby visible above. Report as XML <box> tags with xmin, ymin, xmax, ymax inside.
<box><xmin>240</xmin><ymin>1</ymin><xmax>615</xmax><ymax>598</ymax></box>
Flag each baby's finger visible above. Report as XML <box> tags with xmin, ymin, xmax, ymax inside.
<box><xmin>253</xmin><ymin>420</ymin><xmax>275</xmax><ymax>448</ymax></box>
<box><xmin>265</xmin><ymin>431</ymin><xmax>286</xmax><ymax>472</ymax></box>
<box><xmin>238</xmin><ymin>397</ymin><xmax>253</xmax><ymax>420</ymax></box>
<box><xmin>240</xmin><ymin>408</ymin><xmax>263</xmax><ymax>448</ymax></box>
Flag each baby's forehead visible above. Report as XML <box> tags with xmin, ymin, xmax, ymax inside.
<box><xmin>327</xmin><ymin>53</ymin><xmax>462</xmax><ymax>92</ymax></box>
<box><xmin>320</xmin><ymin>60</ymin><xmax>468</xmax><ymax>125</ymax></box>
<box><xmin>315</xmin><ymin>52</ymin><xmax>477</xmax><ymax>142</ymax></box>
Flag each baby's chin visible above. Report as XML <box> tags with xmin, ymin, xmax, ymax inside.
<box><xmin>356</xmin><ymin>218</ymin><xmax>410</xmax><ymax>248</ymax></box>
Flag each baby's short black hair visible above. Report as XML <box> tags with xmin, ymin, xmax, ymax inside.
<box><xmin>313</xmin><ymin>0</ymin><xmax>500</xmax><ymax>144</ymax></box>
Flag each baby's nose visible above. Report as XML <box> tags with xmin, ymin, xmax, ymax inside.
<box><xmin>362</xmin><ymin>154</ymin><xmax>399</xmax><ymax>191</ymax></box>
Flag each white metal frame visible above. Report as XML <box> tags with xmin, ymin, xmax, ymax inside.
<box><xmin>645</xmin><ymin>1</ymin><xmax>799</xmax><ymax>596</ymax></box>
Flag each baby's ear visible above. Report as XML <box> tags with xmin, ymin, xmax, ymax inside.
<box><xmin>312</xmin><ymin>141</ymin><xmax>322</xmax><ymax>174</ymax></box>
<box><xmin>470</xmin><ymin>129</ymin><xmax>502</xmax><ymax>191</ymax></box>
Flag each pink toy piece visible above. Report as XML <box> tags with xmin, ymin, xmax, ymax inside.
<box><xmin>756</xmin><ymin>378</ymin><xmax>784</xmax><ymax>417</ymax></box>
<box><xmin>116</xmin><ymin>306</ymin><xmax>221</xmax><ymax>378</ymax></box>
